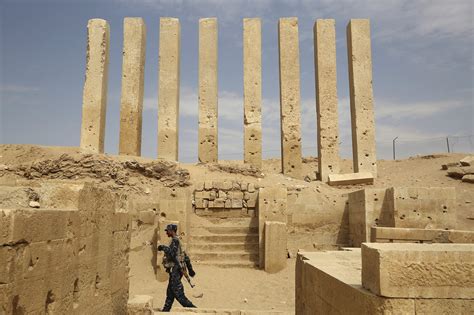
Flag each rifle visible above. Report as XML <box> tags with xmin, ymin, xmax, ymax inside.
<box><xmin>181</xmin><ymin>265</ymin><xmax>195</xmax><ymax>288</ymax></box>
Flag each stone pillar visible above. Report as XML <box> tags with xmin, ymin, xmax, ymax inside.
<box><xmin>198</xmin><ymin>18</ymin><xmax>218</xmax><ymax>163</ymax></box>
<box><xmin>80</xmin><ymin>19</ymin><xmax>110</xmax><ymax>153</ymax></box>
<box><xmin>264</xmin><ymin>221</ymin><xmax>287</xmax><ymax>273</ymax></box>
<box><xmin>314</xmin><ymin>19</ymin><xmax>339</xmax><ymax>182</ymax></box>
<box><xmin>278</xmin><ymin>18</ymin><xmax>302</xmax><ymax>178</ymax></box>
<box><xmin>158</xmin><ymin>18</ymin><xmax>181</xmax><ymax>161</ymax></box>
<box><xmin>243</xmin><ymin>18</ymin><xmax>262</xmax><ymax>168</ymax></box>
<box><xmin>119</xmin><ymin>18</ymin><xmax>146</xmax><ymax>156</ymax></box>
<box><xmin>258</xmin><ymin>187</ymin><xmax>287</xmax><ymax>268</ymax></box>
<box><xmin>347</xmin><ymin>19</ymin><xmax>377</xmax><ymax>176</ymax></box>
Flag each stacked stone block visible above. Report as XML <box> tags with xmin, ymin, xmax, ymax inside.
<box><xmin>198</xmin><ymin>18</ymin><xmax>218</xmax><ymax>163</ymax></box>
<box><xmin>314</xmin><ymin>19</ymin><xmax>340</xmax><ymax>183</ymax></box>
<box><xmin>158</xmin><ymin>18</ymin><xmax>181</xmax><ymax>161</ymax></box>
<box><xmin>193</xmin><ymin>181</ymin><xmax>258</xmax><ymax>217</ymax></box>
<box><xmin>347</xmin><ymin>19</ymin><xmax>377</xmax><ymax>177</ymax></box>
<box><xmin>0</xmin><ymin>184</ymin><xmax>131</xmax><ymax>314</ymax></box>
<box><xmin>278</xmin><ymin>18</ymin><xmax>302</xmax><ymax>179</ymax></box>
<box><xmin>80</xmin><ymin>19</ymin><xmax>110</xmax><ymax>154</ymax></box>
<box><xmin>119</xmin><ymin>18</ymin><xmax>146</xmax><ymax>156</ymax></box>
<box><xmin>243</xmin><ymin>18</ymin><xmax>262</xmax><ymax>168</ymax></box>
<box><xmin>297</xmin><ymin>248</ymin><xmax>474</xmax><ymax>314</ymax></box>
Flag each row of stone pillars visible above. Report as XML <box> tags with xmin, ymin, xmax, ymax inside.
<box><xmin>79</xmin><ymin>17</ymin><xmax>376</xmax><ymax>181</ymax></box>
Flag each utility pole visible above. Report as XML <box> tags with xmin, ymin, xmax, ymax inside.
<box><xmin>392</xmin><ymin>136</ymin><xmax>399</xmax><ymax>160</ymax></box>
<box><xmin>446</xmin><ymin>137</ymin><xmax>450</xmax><ymax>153</ymax></box>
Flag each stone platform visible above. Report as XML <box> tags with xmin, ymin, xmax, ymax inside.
<box><xmin>296</xmin><ymin>247</ymin><xmax>474</xmax><ymax>314</ymax></box>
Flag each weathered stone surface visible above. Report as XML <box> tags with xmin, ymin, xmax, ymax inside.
<box><xmin>460</xmin><ymin>155</ymin><xmax>474</xmax><ymax>166</ymax></box>
<box><xmin>314</xmin><ymin>19</ymin><xmax>339</xmax><ymax>183</ymax></box>
<box><xmin>198</xmin><ymin>18</ymin><xmax>218</xmax><ymax>163</ymax></box>
<box><xmin>348</xmin><ymin>188</ymin><xmax>393</xmax><ymax>247</ymax></box>
<box><xmin>80</xmin><ymin>19</ymin><xmax>110</xmax><ymax>154</ymax></box>
<box><xmin>462</xmin><ymin>174</ymin><xmax>474</xmax><ymax>183</ymax></box>
<box><xmin>296</xmin><ymin>250</ymin><xmax>416</xmax><ymax>315</ymax></box>
<box><xmin>119</xmin><ymin>17</ymin><xmax>146</xmax><ymax>156</ymax></box>
<box><xmin>127</xmin><ymin>295</ymin><xmax>153</xmax><ymax>315</ymax></box>
<box><xmin>278</xmin><ymin>18</ymin><xmax>302</xmax><ymax>179</ymax></box>
<box><xmin>158</xmin><ymin>18</ymin><xmax>181</xmax><ymax>161</ymax></box>
<box><xmin>362</xmin><ymin>243</ymin><xmax>474</xmax><ymax>298</ymax></box>
<box><xmin>258</xmin><ymin>187</ymin><xmax>287</xmax><ymax>267</ymax></box>
<box><xmin>414</xmin><ymin>299</ymin><xmax>474</xmax><ymax>314</ymax></box>
<box><xmin>264</xmin><ymin>221</ymin><xmax>287</xmax><ymax>273</ymax></box>
<box><xmin>347</xmin><ymin>19</ymin><xmax>377</xmax><ymax>177</ymax></box>
<box><xmin>138</xmin><ymin>210</ymin><xmax>155</xmax><ymax>225</ymax></box>
<box><xmin>370</xmin><ymin>226</ymin><xmax>474</xmax><ymax>244</ymax></box>
<box><xmin>441</xmin><ymin>162</ymin><xmax>458</xmax><ymax>170</ymax></box>
<box><xmin>448</xmin><ymin>166</ymin><xmax>474</xmax><ymax>179</ymax></box>
<box><xmin>390</xmin><ymin>187</ymin><xmax>456</xmax><ymax>230</ymax></box>
<box><xmin>328</xmin><ymin>172</ymin><xmax>373</xmax><ymax>186</ymax></box>
<box><xmin>0</xmin><ymin>184</ymin><xmax>131</xmax><ymax>314</ymax></box>
<box><xmin>243</xmin><ymin>18</ymin><xmax>262</xmax><ymax>169</ymax></box>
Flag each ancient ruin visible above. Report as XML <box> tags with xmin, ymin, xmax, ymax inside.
<box><xmin>1</xmin><ymin>14</ymin><xmax>472</xmax><ymax>315</ymax></box>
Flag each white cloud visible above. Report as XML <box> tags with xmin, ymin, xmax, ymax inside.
<box><xmin>376</xmin><ymin>99</ymin><xmax>465</xmax><ymax>120</ymax></box>
<box><xmin>301</xmin><ymin>0</ymin><xmax>473</xmax><ymax>41</ymax></box>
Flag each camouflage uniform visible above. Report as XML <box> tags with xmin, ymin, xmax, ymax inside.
<box><xmin>160</xmin><ymin>235</ymin><xmax>196</xmax><ymax>312</ymax></box>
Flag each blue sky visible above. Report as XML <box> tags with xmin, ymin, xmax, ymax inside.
<box><xmin>1</xmin><ymin>0</ymin><xmax>473</xmax><ymax>162</ymax></box>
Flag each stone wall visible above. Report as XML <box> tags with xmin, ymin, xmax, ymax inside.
<box><xmin>286</xmin><ymin>187</ymin><xmax>349</xmax><ymax>250</ymax></box>
<box><xmin>0</xmin><ymin>184</ymin><xmax>131</xmax><ymax>314</ymax></box>
<box><xmin>193</xmin><ymin>181</ymin><xmax>259</xmax><ymax>217</ymax></box>
<box><xmin>296</xmin><ymin>248</ymin><xmax>474</xmax><ymax>314</ymax></box>
<box><xmin>348</xmin><ymin>188</ymin><xmax>393</xmax><ymax>247</ymax></box>
<box><xmin>348</xmin><ymin>187</ymin><xmax>457</xmax><ymax>247</ymax></box>
<box><xmin>389</xmin><ymin>187</ymin><xmax>456</xmax><ymax>230</ymax></box>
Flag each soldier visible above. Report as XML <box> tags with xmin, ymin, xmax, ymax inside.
<box><xmin>157</xmin><ymin>223</ymin><xmax>197</xmax><ymax>312</ymax></box>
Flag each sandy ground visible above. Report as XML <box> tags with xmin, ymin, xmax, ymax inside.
<box><xmin>129</xmin><ymin>254</ymin><xmax>295</xmax><ymax>313</ymax></box>
<box><xmin>1</xmin><ymin>145</ymin><xmax>473</xmax><ymax>313</ymax></box>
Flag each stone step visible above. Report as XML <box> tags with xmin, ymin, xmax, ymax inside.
<box><xmin>189</xmin><ymin>242</ymin><xmax>258</xmax><ymax>252</ymax></box>
<box><xmin>192</xmin><ymin>260</ymin><xmax>259</xmax><ymax>269</ymax></box>
<box><xmin>190</xmin><ymin>226</ymin><xmax>258</xmax><ymax>234</ymax></box>
<box><xmin>190</xmin><ymin>234</ymin><xmax>259</xmax><ymax>243</ymax></box>
<box><xmin>190</xmin><ymin>250</ymin><xmax>258</xmax><ymax>262</ymax></box>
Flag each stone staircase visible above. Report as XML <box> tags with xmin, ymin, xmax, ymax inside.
<box><xmin>188</xmin><ymin>218</ymin><xmax>259</xmax><ymax>268</ymax></box>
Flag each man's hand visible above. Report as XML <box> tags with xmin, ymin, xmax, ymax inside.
<box><xmin>157</xmin><ymin>245</ymin><xmax>165</xmax><ymax>251</ymax></box>
<box><xmin>189</xmin><ymin>269</ymin><xmax>196</xmax><ymax>277</ymax></box>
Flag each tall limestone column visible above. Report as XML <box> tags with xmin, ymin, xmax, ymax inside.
<box><xmin>158</xmin><ymin>18</ymin><xmax>181</xmax><ymax>161</ymax></box>
<box><xmin>347</xmin><ymin>19</ymin><xmax>377</xmax><ymax>176</ymax></box>
<box><xmin>243</xmin><ymin>18</ymin><xmax>262</xmax><ymax>168</ymax></box>
<box><xmin>80</xmin><ymin>19</ymin><xmax>110</xmax><ymax>153</ymax></box>
<box><xmin>119</xmin><ymin>18</ymin><xmax>146</xmax><ymax>156</ymax></box>
<box><xmin>198</xmin><ymin>18</ymin><xmax>218</xmax><ymax>163</ymax></box>
<box><xmin>314</xmin><ymin>19</ymin><xmax>340</xmax><ymax>182</ymax></box>
<box><xmin>278</xmin><ymin>18</ymin><xmax>302</xmax><ymax>178</ymax></box>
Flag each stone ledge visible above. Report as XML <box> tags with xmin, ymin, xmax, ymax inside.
<box><xmin>328</xmin><ymin>172</ymin><xmax>373</xmax><ymax>186</ymax></box>
<box><xmin>370</xmin><ymin>227</ymin><xmax>474</xmax><ymax>244</ymax></box>
<box><xmin>361</xmin><ymin>243</ymin><xmax>474</xmax><ymax>299</ymax></box>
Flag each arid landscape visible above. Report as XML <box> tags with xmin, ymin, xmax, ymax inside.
<box><xmin>1</xmin><ymin>144</ymin><xmax>472</xmax><ymax>313</ymax></box>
